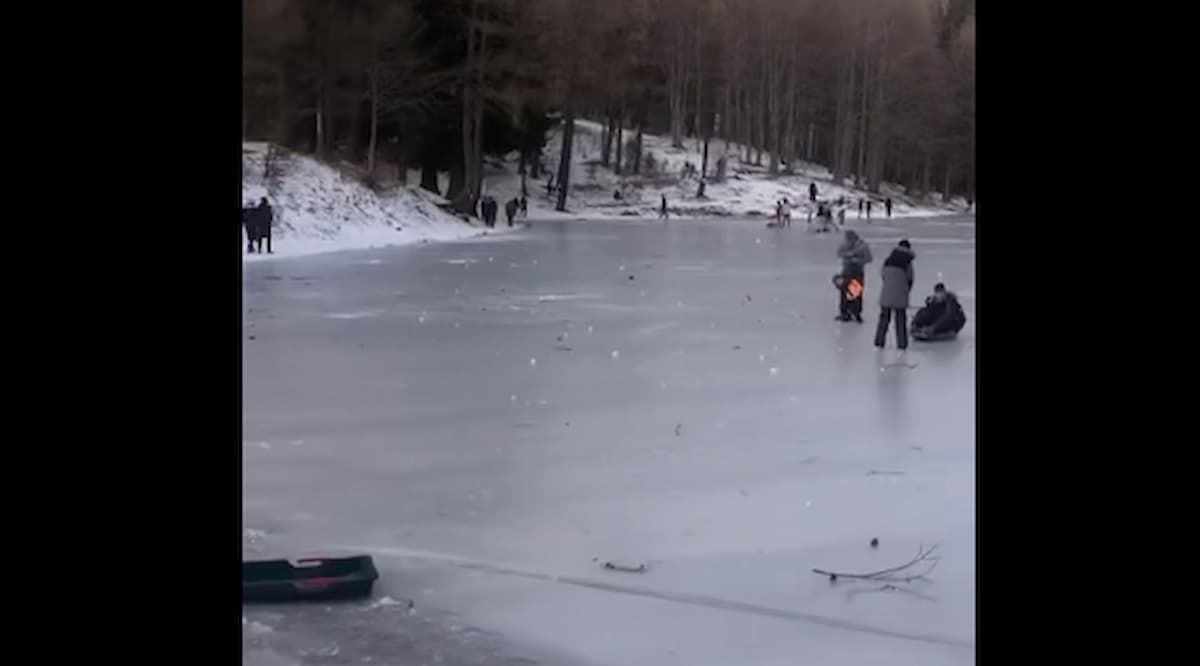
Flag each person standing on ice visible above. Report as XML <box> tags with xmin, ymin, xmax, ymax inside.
<box><xmin>505</xmin><ymin>198</ymin><xmax>518</xmax><ymax>227</ymax></box>
<box><xmin>874</xmin><ymin>239</ymin><xmax>915</xmax><ymax>350</ymax></box>
<box><xmin>836</xmin><ymin>230</ymin><xmax>872</xmax><ymax>322</ymax></box>
<box><xmin>865</xmin><ymin>199</ymin><xmax>873</xmax><ymax>221</ymax></box>
<box><xmin>254</xmin><ymin>197</ymin><xmax>274</xmax><ymax>254</ymax></box>
<box><xmin>809</xmin><ymin>182</ymin><xmax>818</xmax><ymax>202</ymax></box>
<box><xmin>519</xmin><ymin>195</ymin><xmax>528</xmax><ymax>218</ymax></box>
<box><xmin>660</xmin><ymin>194</ymin><xmax>669</xmax><ymax>220</ymax></box>
<box><xmin>885</xmin><ymin>197</ymin><xmax>893</xmax><ymax>218</ymax></box>
<box><xmin>858</xmin><ymin>197</ymin><xmax>864</xmax><ymax>218</ymax></box>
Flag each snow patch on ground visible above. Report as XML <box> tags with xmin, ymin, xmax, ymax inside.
<box><xmin>242</xmin><ymin>143</ymin><xmax>512</xmax><ymax>260</ymax></box>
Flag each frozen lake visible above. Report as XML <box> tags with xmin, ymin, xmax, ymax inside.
<box><xmin>243</xmin><ymin>217</ymin><xmax>976</xmax><ymax>665</ymax></box>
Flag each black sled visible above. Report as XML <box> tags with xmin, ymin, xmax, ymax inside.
<box><xmin>243</xmin><ymin>554</ymin><xmax>379</xmax><ymax>603</ymax></box>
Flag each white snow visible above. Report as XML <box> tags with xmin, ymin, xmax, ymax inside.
<box><xmin>468</xmin><ymin>119</ymin><xmax>974</xmax><ymax>222</ymax></box>
<box><xmin>241</xmin><ymin>143</ymin><xmax>513</xmax><ymax>261</ymax></box>
<box><xmin>244</xmin><ymin>121</ymin><xmax>970</xmax><ymax>261</ymax></box>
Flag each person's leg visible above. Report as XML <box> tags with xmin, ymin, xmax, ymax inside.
<box><xmin>837</xmin><ymin>287</ymin><xmax>850</xmax><ymax>320</ymax></box>
<box><xmin>265</xmin><ymin>229</ymin><xmax>272</xmax><ymax>254</ymax></box>
<box><xmin>850</xmin><ymin>280</ymin><xmax>864</xmax><ymax>321</ymax></box>
<box><xmin>896</xmin><ymin>308</ymin><xmax>909</xmax><ymax>350</ymax></box>
<box><xmin>874</xmin><ymin>307</ymin><xmax>892</xmax><ymax>347</ymax></box>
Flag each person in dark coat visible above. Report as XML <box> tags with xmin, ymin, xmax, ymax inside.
<box><xmin>505</xmin><ymin>198</ymin><xmax>518</xmax><ymax>227</ymax></box>
<box><xmin>865</xmin><ymin>199</ymin><xmax>873</xmax><ymax>221</ymax></box>
<box><xmin>519</xmin><ymin>195</ymin><xmax>528</xmax><ymax>217</ymax></box>
<box><xmin>660</xmin><ymin>194</ymin><xmax>669</xmax><ymax>220</ymax></box>
<box><xmin>482</xmin><ymin>197</ymin><xmax>498</xmax><ymax>228</ymax></box>
<box><xmin>885</xmin><ymin>197</ymin><xmax>893</xmax><ymax>218</ymax></box>
<box><xmin>255</xmin><ymin>197</ymin><xmax>273</xmax><ymax>254</ymax></box>
<box><xmin>242</xmin><ymin>205</ymin><xmax>257</xmax><ymax>254</ymax></box>
<box><xmin>912</xmin><ymin>283</ymin><xmax>966</xmax><ymax>340</ymax></box>
<box><xmin>857</xmin><ymin>198</ymin><xmax>864</xmax><ymax>218</ymax></box>
<box><xmin>874</xmin><ymin>239</ymin><xmax>915</xmax><ymax>349</ymax></box>
<box><xmin>809</xmin><ymin>182</ymin><xmax>818</xmax><ymax>203</ymax></box>
<box><xmin>836</xmin><ymin>230</ymin><xmax>873</xmax><ymax>322</ymax></box>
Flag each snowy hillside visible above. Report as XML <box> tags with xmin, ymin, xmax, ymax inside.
<box><xmin>471</xmin><ymin>120</ymin><xmax>972</xmax><ymax>221</ymax></box>
<box><xmin>241</xmin><ymin>143</ymin><xmax>504</xmax><ymax>260</ymax></box>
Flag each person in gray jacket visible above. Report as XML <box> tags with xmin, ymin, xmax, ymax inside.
<box><xmin>874</xmin><ymin>239</ymin><xmax>915</xmax><ymax>349</ymax></box>
<box><xmin>836</xmin><ymin>230</ymin><xmax>872</xmax><ymax>322</ymax></box>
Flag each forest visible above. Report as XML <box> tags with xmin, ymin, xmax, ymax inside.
<box><xmin>242</xmin><ymin>0</ymin><xmax>975</xmax><ymax>214</ymax></box>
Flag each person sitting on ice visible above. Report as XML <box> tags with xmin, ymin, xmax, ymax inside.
<box><xmin>911</xmin><ymin>282</ymin><xmax>967</xmax><ymax>341</ymax></box>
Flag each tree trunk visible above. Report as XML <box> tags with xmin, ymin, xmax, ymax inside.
<box><xmin>764</xmin><ymin>15</ymin><xmax>778</xmax><ymax>175</ymax></box>
<box><xmin>866</xmin><ymin>19</ymin><xmax>890</xmax><ymax>193</ymax></box>
<box><xmin>831</xmin><ymin>43</ymin><xmax>850</xmax><ymax>184</ymax></box>
<box><xmin>455</xmin><ymin>0</ymin><xmax>480</xmax><ymax>211</ymax></box>
<box><xmin>556</xmin><ymin>63</ymin><xmax>578</xmax><ymax>212</ymax></box>
<box><xmin>469</xmin><ymin>20</ymin><xmax>487</xmax><ymax>206</ymax></box>
<box><xmin>615</xmin><ymin>101</ymin><xmax>624</xmax><ymax>176</ymax></box>
<box><xmin>694</xmin><ymin>6</ymin><xmax>704</xmax><ymax>154</ymax></box>
<box><xmin>942</xmin><ymin>159</ymin><xmax>953</xmax><ymax>203</ymax></box>
<box><xmin>855</xmin><ymin>16</ymin><xmax>871</xmax><ymax>188</ymax></box>
<box><xmin>633</xmin><ymin>101</ymin><xmax>645</xmax><ymax>175</ymax></box>
<box><xmin>366</xmin><ymin>37</ymin><xmax>380</xmax><ymax>176</ymax></box>
<box><xmin>421</xmin><ymin>165</ymin><xmax>440</xmax><ymax>195</ymax></box>
<box><xmin>601</xmin><ymin>108</ymin><xmax>614</xmax><ymax>167</ymax></box>
<box><xmin>922</xmin><ymin>149</ymin><xmax>932</xmax><ymax>199</ymax></box>
<box><xmin>448</xmin><ymin>161</ymin><xmax>465</xmax><ymax>203</ymax></box>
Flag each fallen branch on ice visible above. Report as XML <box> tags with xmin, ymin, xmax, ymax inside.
<box><xmin>813</xmin><ymin>543</ymin><xmax>941</xmax><ymax>584</ymax></box>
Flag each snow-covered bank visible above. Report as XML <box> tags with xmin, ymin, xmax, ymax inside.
<box><xmin>471</xmin><ymin>120</ymin><xmax>972</xmax><ymax>222</ymax></box>
<box><xmin>241</xmin><ymin>143</ymin><xmax>510</xmax><ymax>260</ymax></box>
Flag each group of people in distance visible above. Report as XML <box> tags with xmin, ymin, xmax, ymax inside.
<box><xmin>241</xmin><ymin>197</ymin><xmax>275</xmax><ymax>254</ymax></box>
<box><xmin>835</xmin><ymin>230</ymin><xmax>966</xmax><ymax>349</ymax></box>
<box><xmin>479</xmin><ymin>195</ymin><xmax>528</xmax><ymax>228</ymax></box>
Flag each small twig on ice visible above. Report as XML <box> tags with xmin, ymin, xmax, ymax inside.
<box><xmin>813</xmin><ymin>543</ymin><xmax>941</xmax><ymax>583</ymax></box>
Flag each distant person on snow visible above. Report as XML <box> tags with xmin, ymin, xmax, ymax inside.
<box><xmin>545</xmin><ymin>176</ymin><xmax>555</xmax><ymax>197</ymax></box>
<box><xmin>505</xmin><ymin>198</ymin><xmax>518</xmax><ymax>227</ymax></box>
<box><xmin>866</xmin><ymin>199</ymin><xmax>873</xmax><ymax>221</ymax></box>
<box><xmin>481</xmin><ymin>196</ymin><xmax>498</xmax><ymax>228</ymax></box>
<box><xmin>254</xmin><ymin>197</ymin><xmax>273</xmax><ymax>254</ymax></box>
<box><xmin>809</xmin><ymin>182</ymin><xmax>818</xmax><ymax>203</ymax></box>
<box><xmin>660</xmin><ymin>194</ymin><xmax>669</xmax><ymax>220</ymax></box>
<box><xmin>874</xmin><ymin>239</ymin><xmax>915</xmax><ymax>350</ymax></box>
<box><xmin>520</xmin><ymin>195</ymin><xmax>528</xmax><ymax>218</ymax></box>
<box><xmin>858</xmin><ymin>198</ymin><xmax>864</xmax><ymax>218</ymax></box>
<box><xmin>885</xmin><ymin>197</ymin><xmax>893</xmax><ymax>218</ymax></box>
<box><xmin>836</xmin><ymin>229</ymin><xmax>873</xmax><ymax>322</ymax></box>
<box><xmin>837</xmin><ymin>206</ymin><xmax>846</xmax><ymax>226</ymax></box>
<box><xmin>242</xmin><ymin>204</ymin><xmax>256</xmax><ymax>254</ymax></box>
<box><xmin>911</xmin><ymin>283</ymin><xmax>966</xmax><ymax>341</ymax></box>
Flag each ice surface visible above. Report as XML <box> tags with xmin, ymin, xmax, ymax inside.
<box><xmin>243</xmin><ymin>217</ymin><xmax>975</xmax><ymax>665</ymax></box>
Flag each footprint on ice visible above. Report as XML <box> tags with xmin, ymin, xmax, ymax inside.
<box><xmin>588</xmin><ymin>326</ymin><xmax>594</xmax><ymax>334</ymax></box>
<box><xmin>611</xmin><ymin>350</ymin><xmax>620</xmax><ymax>359</ymax></box>
<box><xmin>759</xmin><ymin>354</ymin><xmax>765</xmax><ymax>362</ymax></box>
<box><xmin>530</xmin><ymin>358</ymin><xmax>537</xmax><ymax>367</ymax></box>
<box><xmin>769</xmin><ymin>367</ymin><xmax>780</xmax><ymax>376</ymax></box>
